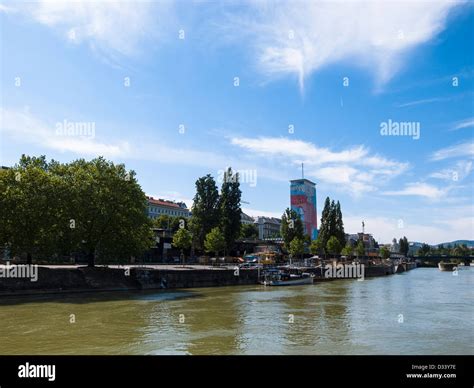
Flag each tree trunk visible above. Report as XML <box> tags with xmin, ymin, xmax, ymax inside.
<box><xmin>87</xmin><ymin>251</ymin><xmax>95</xmax><ymax>267</ymax></box>
<box><xmin>26</xmin><ymin>252</ymin><xmax>32</xmax><ymax>265</ymax></box>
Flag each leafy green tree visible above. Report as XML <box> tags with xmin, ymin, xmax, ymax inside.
<box><xmin>356</xmin><ymin>240</ymin><xmax>365</xmax><ymax>258</ymax></box>
<box><xmin>280</xmin><ymin>208</ymin><xmax>304</xmax><ymax>249</ymax></box>
<box><xmin>318</xmin><ymin>197</ymin><xmax>345</xmax><ymax>252</ymax></box>
<box><xmin>204</xmin><ymin>227</ymin><xmax>226</xmax><ymax>257</ymax></box>
<box><xmin>172</xmin><ymin>228</ymin><xmax>192</xmax><ymax>264</ymax></box>
<box><xmin>240</xmin><ymin>223</ymin><xmax>259</xmax><ymax>239</ymax></box>
<box><xmin>190</xmin><ymin>175</ymin><xmax>220</xmax><ymax>249</ymax></box>
<box><xmin>341</xmin><ymin>244</ymin><xmax>353</xmax><ymax>257</ymax></box>
<box><xmin>1</xmin><ymin>156</ymin><xmax>153</xmax><ymax>266</ymax></box>
<box><xmin>398</xmin><ymin>236</ymin><xmax>409</xmax><ymax>256</ymax></box>
<box><xmin>63</xmin><ymin>157</ymin><xmax>153</xmax><ymax>266</ymax></box>
<box><xmin>419</xmin><ymin>243</ymin><xmax>431</xmax><ymax>256</ymax></box>
<box><xmin>334</xmin><ymin>201</ymin><xmax>346</xmax><ymax>248</ymax></box>
<box><xmin>153</xmin><ymin>215</ymin><xmax>187</xmax><ymax>232</ymax></box>
<box><xmin>289</xmin><ymin>237</ymin><xmax>305</xmax><ymax>260</ymax></box>
<box><xmin>310</xmin><ymin>237</ymin><xmax>324</xmax><ymax>256</ymax></box>
<box><xmin>380</xmin><ymin>246</ymin><xmax>390</xmax><ymax>260</ymax></box>
<box><xmin>317</xmin><ymin>197</ymin><xmax>332</xmax><ymax>251</ymax></box>
<box><xmin>326</xmin><ymin>236</ymin><xmax>342</xmax><ymax>257</ymax></box>
<box><xmin>219</xmin><ymin>168</ymin><xmax>242</xmax><ymax>252</ymax></box>
<box><xmin>152</xmin><ymin>215</ymin><xmax>172</xmax><ymax>229</ymax></box>
<box><xmin>0</xmin><ymin>156</ymin><xmax>65</xmax><ymax>264</ymax></box>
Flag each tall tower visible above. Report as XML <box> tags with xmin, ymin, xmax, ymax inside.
<box><xmin>290</xmin><ymin>179</ymin><xmax>318</xmax><ymax>240</ymax></box>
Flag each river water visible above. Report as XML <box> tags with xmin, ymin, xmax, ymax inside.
<box><xmin>0</xmin><ymin>268</ymin><xmax>472</xmax><ymax>355</ymax></box>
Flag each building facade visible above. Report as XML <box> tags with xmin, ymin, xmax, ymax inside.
<box><xmin>146</xmin><ymin>196</ymin><xmax>190</xmax><ymax>219</ymax></box>
<box><xmin>254</xmin><ymin>217</ymin><xmax>281</xmax><ymax>240</ymax></box>
<box><xmin>240</xmin><ymin>212</ymin><xmax>255</xmax><ymax>225</ymax></box>
<box><xmin>290</xmin><ymin>179</ymin><xmax>318</xmax><ymax>240</ymax></box>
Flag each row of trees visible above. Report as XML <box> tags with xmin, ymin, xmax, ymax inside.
<box><xmin>395</xmin><ymin>237</ymin><xmax>409</xmax><ymax>257</ymax></box>
<box><xmin>0</xmin><ymin>155</ymin><xmax>153</xmax><ymax>266</ymax></box>
<box><xmin>170</xmin><ymin>168</ymin><xmax>242</xmax><ymax>258</ymax></box>
<box><xmin>418</xmin><ymin>243</ymin><xmax>471</xmax><ymax>257</ymax></box>
<box><xmin>309</xmin><ymin>197</ymin><xmax>347</xmax><ymax>257</ymax></box>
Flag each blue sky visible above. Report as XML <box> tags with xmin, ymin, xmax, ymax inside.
<box><xmin>1</xmin><ymin>0</ymin><xmax>473</xmax><ymax>244</ymax></box>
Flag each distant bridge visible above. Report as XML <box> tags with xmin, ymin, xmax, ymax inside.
<box><xmin>413</xmin><ymin>255</ymin><xmax>473</xmax><ymax>265</ymax></box>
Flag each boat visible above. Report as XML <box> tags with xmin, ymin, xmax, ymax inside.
<box><xmin>438</xmin><ymin>262</ymin><xmax>458</xmax><ymax>271</ymax></box>
<box><xmin>261</xmin><ymin>269</ymin><xmax>314</xmax><ymax>286</ymax></box>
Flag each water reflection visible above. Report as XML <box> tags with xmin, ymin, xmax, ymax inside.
<box><xmin>0</xmin><ymin>268</ymin><xmax>472</xmax><ymax>355</ymax></box>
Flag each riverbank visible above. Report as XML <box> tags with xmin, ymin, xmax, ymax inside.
<box><xmin>0</xmin><ymin>262</ymin><xmax>415</xmax><ymax>296</ymax></box>
<box><xmin>0</xmin><ymin>265</ymin><xmax>259</xmax><ymax>297</ymax></box>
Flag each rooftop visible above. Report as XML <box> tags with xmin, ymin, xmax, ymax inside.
<box><xmin>146</xmin><ymin>196</ymin><xmax>188</xmax><ymax>209</ymax></box>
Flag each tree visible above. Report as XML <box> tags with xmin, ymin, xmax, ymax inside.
<box><xmin>356</xmin><ymin>240</ymin><xmax>365</xmax><ymax>258</ymax></box>
<box><xmin>398</xmin><ymin>236</ymin><xmax>409</xmax><ymax>256</ymax></box>
<box><xmin>318</xmin><ymin>197</ymin><xmax>346</xmax><ymax>252</ymax></box>
<box><xmin>334</xmin><ymin>201</ymin><xmax>346</xmax><ymax>249</ymax></box>
<box><xmin>341</xmin><ymin>244</ymin><xmax>353</xmax><ymax>257</ymax></box>
<box><xmin>190</xmin><ymin>175</ymin><xmax>220</xmax><ymax>250</ymax></box>
<box><xmin>317</xmin><ymin>197</ymin><xmax>332</xmax><ymax>251</ymax></box>
<box><xmin>204</xmin><ymin>227</ymin><xmax>226</xmax><ymax>257</ymax></box>
<box><xmin>419</xmin><ymin>243</ymin><xmax>430</xmax><ymax>256</ymax></box>
<box><xmin>240</xmin><ymin>223</ymin><xmax>259</xmax><ymax>239</ymax></box>
<box><xmin>380</xmin><ymin>246</ymin><xmax>390</xmax><ymax>260</ymax></box>
<box><xmin>219</xmin><ymin>167</ymin><xmax>242</xmax><ymax>252</ymax></box>
<box><xmin>0</xmin><ymin>155</ymin><xmax>67</xmax><ymax>264</ymax></box>
<box><xmin>152</xmin><ymin>215</ymin><xmax>172</xmax><ymax>229</ymax></box>
<box><xmin>310</xmin><ymin>237</ymin><xmax>324</xmax><ymax>256</ymax></box>
<box><xmin>0</xmin><ymin>156</ymin><xmax>153</xmax><ymax>266</ymax></box>
<box><xmin>326</xmin><ymin>236</ymin><xmax>342</xmax><ymax>257</ymax></box>
<box><xmin>280</xmin><ymin>208</ymin><xmax>304</xmax><ymax>249</ymax></box>
<box><xmin>172</xmin><ymin>228</ymin><xmax>192</xmax><ymax>264</ymax></box>
<box><xmin>289</xmin><ymin>237</ymin><xmax>305</xmax><ymax>260</ymax></box>
<box><xmin>61</xmin><ymin>157</ymin><xmax>153</xmax><ymax>266</ymax></box>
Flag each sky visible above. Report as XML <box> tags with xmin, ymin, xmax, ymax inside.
<box><xmin>0</xmin><ymin>0</ymin><xmax>473</xmax><ymax>244</ymax></box>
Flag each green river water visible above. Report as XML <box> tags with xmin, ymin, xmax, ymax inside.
<box><xmin>0</xmin><ymin>268</ymin><xmax>472</xmax><ymax>355</ymax></box>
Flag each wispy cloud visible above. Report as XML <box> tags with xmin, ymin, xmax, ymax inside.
<box><xmin>344</xmin><ymin>214</ymin><xmax>473</xmax><ymax>245</ymax></box>
<box><xmin>430</xmin><ymin>141</ymin><xmax>474</xmax><ymax>161</ymax></box>
<box><xmin>0</xmin><ymin>107</ymin><xmax>130</xmax><ymax>157</ymax></box>
<box><xmin>221</xmin><ymin>0</ymin><xmax>464</xmax><ymax>91</ymax></box>
<box><xmin>429</xmin><ymin>160</ymin><xmax>473</xmax><ymax>181</ymax></box>
<box><xmin>12</xmin><ymin>0</ymin><xmax>174</xmax><ymax>59</ymax></box>
<box><xmin>382</xmin><ymin>182</ymin><xmax>447</xmax><ymax>200</ymax></box>
<box><xmin>395</xmin><ymin>97</ymin><xmax>447</xmax><ymax>108</ymax></box>
<box><xmin>451</xmin><ymin>117</ymin><xmax>474</xmax><ymax>131</ymax></box>
<box><xmin>231</xmin><ymin>136</ymin><xmax>409</xmax><ymax>196</ymax></box>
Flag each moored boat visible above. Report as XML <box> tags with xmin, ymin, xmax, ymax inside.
<box><xmin>261</xmin><ymin>270</ymin><xmax>314</xmax><ymax>286</ymax></box>
<box><xmin>438</xmin><ymin>262</ymin><xmax>458</xmax><ymax>271</ymax></box>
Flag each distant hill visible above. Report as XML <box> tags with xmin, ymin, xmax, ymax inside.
<box><xmin>409</xmin><ymin>240</ymin><xmax>474</xmax><ymax>251</ymax></box>
<box><xmin>435</xmin><ymin>240</ymin><xmax>474</xmax><ymax>248</ymax></box>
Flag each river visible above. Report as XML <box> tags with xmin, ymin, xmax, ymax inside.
<box><xmin>0</xmin><ymin>267</ymin><xmax>472</xmax><ymax>355</ymax></box>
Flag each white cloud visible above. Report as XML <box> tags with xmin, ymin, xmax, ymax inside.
<box><xmin>396</xmin><ymin>97</ymin><xmax>447</xmax><ymax>108</ymax></box>
<box><xmin>344</xmin><ymin>214</ymin><xmax>474</xmax><ymax>245</ymax></box>
<box><xmin>430</xmin><ymin>141</ymin><xmax>474</xmax><ymax>161</ymax></box>
<box><xmin>429</xmin><ymin>160</ymin><xmax>473</xmax><ymax>181</ymax></box>
<box><xmin>224</xmin><ymin>0</ymin><xmax>463</xmax><ymax>91</ymax></box>
<box><xmin>16</xmin><ymin>0</ymin><xmax>173</xmax><ymax>58</ymax></box>
<box><xmin>231</xmin><ymin>136</ymin><xmax>408</xmax><ymax>196</ymax></box>
<box><xmin>382</xmin><ymin>182</ymin><xmax>447</xmax><ymax>200</ymax></box>
<box><xmin>0</xmin><ymin>107</ymin><xmax>130</xmax><ymax>157</ymax></box>
<box><xmin>451</xmin><ymin>117</ymin><xmax>474</xmax><ymax>131</ymax></box>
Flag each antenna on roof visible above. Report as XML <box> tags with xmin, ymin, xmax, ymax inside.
<box><xmin>301</xmin><ymin>163</ymin><xmax>304</xmax><ymax>179</ymax></box>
